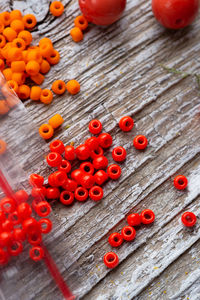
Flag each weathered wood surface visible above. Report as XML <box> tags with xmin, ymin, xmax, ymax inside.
<box><xmin>1</xmin><ymin>0</ymin><xmax>200</xmax><ymax>299</ymax></box>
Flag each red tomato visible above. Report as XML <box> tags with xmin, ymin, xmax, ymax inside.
<box><xmin>79</xmin><ymin>0</ymin><xmax>126</xmax><ymax>26</ymax></box>
<box><xmin>152</xmin><ymin>0</ymin><xmax>199</xmax><ymax>29</ymax></box>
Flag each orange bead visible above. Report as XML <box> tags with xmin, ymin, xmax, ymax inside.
<box><xmin>12</xmin><ymin>72</ymin><xmax>25</xmax><ymax>85</ymax></box>
<box><xmin>18</xmin><ymin>84</ymin><xmax>30</xmax><ymax>100</ymax></box>
<box><xmin>50</xmin><ymin>1</ymin><xmax>64</xmax><ymax>17</ymax></box>
<box><xmin>1</xmin><ymin>43</ymin><xmax>12</xmax><ymax>58</ymax></box>
<box><xmin>70</xmin><ymin>27</ymin><xmax>83</xmax><ymax>43</ymax></box>
<box><xmin>40</xmin><ymin>89</ymin><xmax>53</xmax><ymax>104</ymax></box>
<box><xmin>46</xmin><ymin>49</ymin><xmax>60</xmax><ymax>65</ymax></box>
<box><xmin>39</xmin><ymin>43</ymin><xmax>54</xmax><ymax>58</ymax></box>
<box><xmin>3</xmin><ymin>27</ymin><xmax>17</xmax><ymax>42</ymax></box>
<box><xmin>7</xmin><ymin>80</ymin><xmax>19</xmax><ymax>93</ymax></box>
<box><xmin>18</xmin><ymin>30</ymin><xmax>32</xmax><ymax>46</ymax></box>
<box><xmin>3</xmin><ymin>68</ymin><xmax>12</xmax><ymax>81</ymax></box>
<box><xmin>7</xmin><ymin>47</ymin><xmax>22</xmax><ymax>61</ymax></box>
<box><xmin>39</xmin><ymin>124</ymin><xmax>54</xmax><ymax>140</ymax></box>
<box><xmin>10</xmin><ymin>10</ymin><xmax>22</xmax><ymax>22</ymax></box>
<box><xmin>74</xmin><ymin>16</ymin><xmax>88</xmax><ymax>31</ymax></box>
<box><xmin>48</xmin><ymin>114</ymin><xmax>64</xmax><ymax>129</ymax></box>
<box><xmin>31</xmin><ymin>73</ymin><xmax>44</xmax><ymax>85</ymax></box>
<box><xmin>0</xmin><ymin>100</ymin><xmax>9</xmax><ymax>115</ymax></box>
<box><xmin>23</xmin><ymin>14</ymin><xmax>37</xmax><ymax>29</ymax></box>
<box><xmin>52</xmin><ymin>80</ymin><xmax>66</xmax><ymax>95</ymax></box>
<box><xmin>12</xmin><ymin>38</ymin><xmax>26</xmax><ymax>51</ymax></box>
<box><xmin>11</xmin><ymin>61</ymin><xmax>26</xmax><ymax>72</ymax></box>
<box><xmin>39</xmin><ymin>37</ymin><xmax>53</xmax><ymax>47</ymax></box>
<box><xmin>0</xmin><ymin>22</ymin><xmax>4</xmax><ymax>34</ymax></box>
<box><xmin>27</xmin><ymin>49</ymin><xmax>42</xmax><ymax>64</ymax></box>
<box><xmin>10</xmin><ymin>19</ymin><xmax>24</xmax><ymax>34</ymax></box>
<box><xmin>66</xmin><ymin>79</ymin><xmax>80</xmax><ymax>95</ymax></box>
<box><xmin>0</xmin><ymin>35</ymin><xmax>6</xmax><ymax>48</ymax></box>
<box><xmin>0</xmin><ymin>12</ymin><xmax>11</xmax><ymax>26</ymax></box>
<box><xmin>26</xmin><ymin>60</ymin><xmax>40</xmax><ymax>76</ymax></box>
<box><xmin>30</xmin><ymin>86</ymin><xmax>42</xmax><ymax>101</ymax></box>
<box><xmin>0</xmin><ymin>139</ymin><xmax>7</xmax><ymax>155</ymax></box>
<box><xmin>0</xmin><ymin>58</ymin><xmax>5</xmax><ymax>71</ymax></box>
<box><xmin>22</xmin><ymin>50</ymin><xmax>28</xmax><ymax>62</ymax></box>
<box><xmin>40</xmin><ymin>59</ymin><xmax>50</xmax><ymax>74</ymax></box>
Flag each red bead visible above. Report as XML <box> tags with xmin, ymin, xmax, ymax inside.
<box><xmin>48</xmin><ymin>173</ymin><xmax>56</xmax><ymax>187</ymax></box>
<box><xmin>127</xmin><ymin>213</ymin><xmax>141</xmax><ymax>226</ymax></box>
<box><xmin>1</xmin><ymin>220</ymin><xmax>14</xmax><ymax>232</ymax></box>
<box><xmin>119</xmin><ymin>116</ymin><xmax>134</xmax><ymax>132</ymax></box>
<box><xmin>98</xmin><ymin>133</ymin><xmax>112</xmax><ymax>148</ymax></box>
<box><xmin>60</xmin><ymin>191</ymin><xmax>74</xmax><ymax>206</ymax></box>
<box><xmin>85</xmin><ymin>136</ymin><xmax>99</xmax><ymax>150</ymax></box>
<box><xmin>112</xmin><ymin>146</ymin><xmax>127</xmax><ymax>162</ymax></box>
<box><xmin>103</xmin><ymin>252</ymin><xmax>119</xmax><ymax>269</ymax></box>
<box><xmin>13</xmin><ymin>228</ymin><xmax>26</xmax><ymax>241</ymax></box>
<box><xmin>65</xmin><ymin>145</ymin><xmax>76</xmax><ymax>161</ymax></box>
<box><xmin>0</xmin><ymin>211</ymin><xmax>6</xmax><ymax>223</ymax></box>
<box><xmin>62</xmin><ymin>179</ymin><xmax>78</xmax><ymax>192</ymax></box>
<box><xmin>121</xmin><ymin>226</ymin><xmax>136</xmax><ymax>241</ymax></box>
<box><xmin>89</xmin><ymin>186</ymin><xmax>103</xmax><ymax>201</ymax></box>
<box><xmin>108</xmin><ymin>232</ymin><xmax>123</xmax><ymax>247</ymax></box>
<box><xmin>58</xmin><ymin>159</ymin><xmax>71</xmax><ymax>173</ymax></box>
<box><xmin>29</xmin><ymin>174</ymin><xmax>44</xmax><ymax>187</ymax></box>
<box><xmin>8</xmin><ymin>240</ymin><xmax>23</xmax><ymax>256</ymax></box>
<box><xmin>80</xmin><ymin>162</ymin><xmax>94</xmax><ymax>175</ymax></box>
<box><xmin>94</xmin><ymin>170</ymin><xmax>108</xmax><ymax>185</ymax></box>
<box><xmin>31</xmin><ymin>187</ymin><xmax>46</xmax><ymax>198</ymax></box>
<box><xmin>75</xmin><ymin>187</ymin><xmax>88</xmax><ymax>202</ymax></box>
<box><xmin>181</xmin><ymin>212</ymin><xmax>196</xmax><ymax>227</ymax></box>
<box><xmin>75</xmin><ymin>144</ymin><xmax>91</xmax><ymax>160</ymax></box>
<box><xmin>107</xmin><ymin>164</ymin><xmax>121</xmax><ymax>180</ymax></box>
<box><xmin>0</xmin><ymin>231</ymin><xmax>13</xmax><ymax>247</ymax></box>
<box><xmin>81</xmin><ymin>174</ymin><xmax>95</xmax><ymax>189</ymax></box>
<box><xmin>46</xmin><ymin>187</ymin><xmax>60</xmax><ymax>199</ymax></box>
<box><xmin>90</xmin><ymin>146</ymin><xmax>104</xmax><ymax>159</ymax></box>
<box><xmin>15</xmin><ymin>190</ymin><xmax>29</xmax><ymax>203</ymax></box>
<box><xmin>46</xmin><ymin>152</ymin><xmax>62</xmax><ymax>167</ymax></box>
<box><xmin>89</xmin><ymin>119</ymin><xmax>102</xmax><ymax>134</ymax></box>
<box><xmin>31</xmin><ymin>198</ymin><xmax>41</xmax><ymax>211</ymax></box>
<box><xmin>22</xmin><ymin>218</ymin><xmax>40</xmax><ymax>234</ymax></box>
<box><xmin>174</xmin><ymin>175</ymin><xmax>188</xmax><ymax>190</ymax></box>
<box><xmin>38</xmin><ymin>218</ymin><xmax>52</xmax><ymax>234</ymax></box>
<box><xmin>93</xmin><ymin>156</ymin><xmax>108</xmax><ymax>169</ymax></box>
<box><xmin>50</xmin><ymin>171</ymin><xmax>67</xmax><ymax>187</ymax></box>
<box><xmin>71</xmin><ymin>169</ymin><xmax>84</xmax><ymax>184</ymax></box>
<box><xmin>140</xmin><ymin>209</ymin><xmax>155</xmax><ymax>224</ymax></box>
<box><xmin>50</xmin><ymin>139</ymin><xmax>65</xmax><ymax>154</ymax></box>
<box><xmin>0</xmin><ymin>197</ymin><xmax>16</xmax><ymax>213</ymax></box>
<box><xmin>35</xmin><ymin>201</ymin><xmax>51</xmax><ymax>217</ymax></box>
<box><xmin>29</xmin><ymin>246</ymin><xmax>44</xmax><ymax>261</ymax></box>
<box><xmin>17</xmin><ymin>203</ymin><xmax>32</xmax><ymax>220</ymax></box>
<box><xmin>133</xmin><ymin>135</ymin><xmax>148</xmax><ymax>150</ymax></box>
<box><xmin>28</xmin><ymin>231</ymin><xmax>42</xmax><ymax>246</ymax></box>
<box><xmin>0</xmin><ymin>248</ymin><xmax>9</xmax><ymax>265</ymax></box>
<box><xmin>8</xmin><ymin>211</ymin><xmax>21</xmax><ymax>225</ymax></box>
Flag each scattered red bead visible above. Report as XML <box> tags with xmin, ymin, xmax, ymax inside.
<box><xmin>119</xmin><ymin>116</ymin><xmax>134</xmax><ymax>132</ymax></box>
<box><xmin>85</xmin><ymin>136</ymin><xmax>99</xmax><ymax>150</ymax></box>
<box><xmin>174</xmin><ymin>175</ymin><xmax>188</xmax><ymax>190</ymax></box>
<box><xmin>75</xmin><ymin>144</ymin><xmax>91</xmax><ymax>160</ymax></box>
<box><xmin>93</xmin><ymin>155</ymin><xmax>108</xmax><ymax>170</ymax></box>
<box><xmin>75</xmin><ymin>187</ymin><xmax>88</xmax><ymax>202</ymax></box>
<box><xmin>108</xmin><ymin>232</ymin><xmax>123</xmax><ymax>247</ymax></box>
<box><xmin>107</xmin><ymin>164</ymin><xmax>121</xmax><ymax>180</ymax></box>
<box><xmin>29</xmin><ymin>246</ymin><xmax>44</xmax><ymax>261</ymax></box>
<box><xmin>98</xmin><ymin>133</ymin><xmax>112</xmax><ymax>148</ymax></box>
<box><xmin>62</xmin><ymin>179</ymin><xmax>78</xmax><ymax>192</ymax></box>
<box><xmin>64</xmin><ymin>145</ymin><xmax>76</xmax><ymax>161</ymax></box>
<box><xmin>58</xmin><ymin>159</ymin><xmax>71</xmax><ymax>173</ymax></box>
<box><xmin>89</xmin><ymin>186</ymin><xmax>104</xmax><ymax>201</ymax></box>
<box><xmin>80</xmin><ymin>162</ymin><xmax>94</xmax><ymax>175</ymax></box>
<box><xmin>90</xmin><ymin>146</ymin><xmax>104</xmax><ymax>159</ymax></box>
<box><xmin>94</xmin><ymin>170</ymin><xmax>108</xmax><ymax>185</ymax></box>
<box><xmin>181</xmin><ymin>212</ymin><xmax>196</xmax><ymax>227</ymax></box>
<box><xmin>103</xmin><ymin>252</ymin><xmax>119</xmax><ymax>269</ymax></box>
<box><xmin>29</xmin><ymin>174</ymin><xmax>44</xmax><ymax>187</ymax></box>
<box><xmin>38</xmin><ymin>218</ymin><xmax>52</xmax><ymax>233</ymax></box>
<box><xmin>71</xmin><ymin>169</ymin><xmax>84</xmax><ymax>184</ymax></box>
<box><xmin>127</xmin><ymin>213</ymin><xmax>141</xmax><ymax>226</ymax></box>
<box><xmin>0</xmin><ymin>197</ymin><xmax>16</xmax><ymax>213</ymax></box>
<box><xmin>112</xmin><ymin>146</ymin><xmax>127</xmax><ymax>162</ymax></box>
<box><xmin>81</xmin><ymin>174</ymin><xmax>95</xmax><ymax>189</ymax></box>
<box><xmin>140</xmin><ymin>209</ymin><xmax>155</xmax><ymax>224</ymax></box>
<box><xmin>46</xmin><ymin>152</ymin><xmax>62</xmax><ymax>167</ymax></box>
<box><xmin>89</xmin><ymin>119</ymin><xmax>102</xmax><ymax>134</ymax></box>
<box><xmin>46</xmin><ymin>187</ymin><xmax>60</xmax><ymax>199</ymax></box>
<box><xmin>35</xmin><ymin>201</ymin><xmax>51</xmax><ymax>217</ymax></box>
<box><xmin>15</xmin><ymin>190</ymin><xmax>29</xmax><ymax>203</ymax></box>
<box><xmin>60</xmin><ymin>191</ymin><xmax>74</xmax><ymax>205</ymax></box>
<box><xmin>50</xmin><ymin>139</ymin><xmax>65</xmax><ymax>154</ymax></box>
<box><xmin>121</xmin><ymin>226</ymin><xmax>136</xmax><ymax>241</ymax></box>
<box><xmin>133</xmin><ymin>135</ymin><xmax>148</xmax><ymax>150</ymax></box>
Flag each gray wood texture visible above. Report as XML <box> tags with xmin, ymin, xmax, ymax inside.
<box><xmin>1</xmin><ymin>0</ymin><xmax>200</xmax><ymax>299</ymax></box>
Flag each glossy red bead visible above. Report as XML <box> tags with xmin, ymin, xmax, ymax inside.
<box><xmin>38</xmin><ymin>218</ymin><xmax>52</xmax><ymax>234</ymax></box>
<box><xmin>31</xmin><ymin>198</ymin><xmax>41</xmax><ymax>211</ymax></box>
<box><xmin>140</xmin><ymin>209</ymin><xmax>155</xmax><ymax>224</ymax></box>
<box><xmin>8</xmin><ymin>240</ymin><xmax>23</xmax><ymax>256</ymax></box>
<box><xmin>93</xmin><ymin>155</ymin><xmax>108</xmax><ymax>170</ymax></box>
<box><xmin>103</xmin><ymin>252</ymin><xmax>119</xmax><ymax>269</ymax></box>
<box><xmin>174</xmin><ymin>175</ymin><xmax>188</xmax><ymax>190</ymax></box>
<box><xmin>17</xmin><ymin>202</ymin><xmax>32</xmax><ymax>220</ymax></box>
<box><xmin>133</xmin><ymin>135</ymin><xmax>148</xmax><ymax>150</ymax></box>
<box><xmin>90</xmin><ymin>146</ymin><xmax>104</xmax><ymax>159</ymax></box>
<box><xmin>107</xmin><ymin>164</ymin><xmax>121</xmax><ymax>180</ymax></box>
<box><xmin>80</xmin><ymin>162</ymin><xmax>94</xmax><ymax>175</ymax></box>
<box><xmin>50</xmin><ymin>139</ymin><xmax>65</xmax><ymax>154</ymax></box>
<box><xmin>71</xmin><ymin>169</ymin><xmax>84</xmax><ymax>184</ymax></box>
<box><xmin>75</xmin><ymin>187</ymin><xmax>88</xmax><ymax>202</ymax></box>
<box><xmin>0</xmin><ymin>231</ymin><xmax>13</xmax><ymax>247</ymax></box>
<box><xmin>89</xmin><ymin>186</ymin><xmax>103</xmax><ymax>201</ymax></box>
<box><xmin>28</xmin><ymin>231</ymin><xmax>42</xmax><ymax>246</ymax></box>
<box><xmin>75</xmin><ymin>144</ymin><xmax>91</xmax><ymax>160</ymax></box>
<box><xmin>15</xmin><ymin>190</ymin><xmax>29</xmax><ymax>204</ymax></box>
<box><xmin>13</xmin><ymin>228</ymin><xmax>26</xmax><ymax>241</ymax></box>
<box><xmin>112</xmin><ymin>146</ymin><xmax>127</xmax><ymax>162</ymax></box>
<box><xmin>8</xmin><ymin>211</ymin><xmax>21</xmax><ymax>225</ymax></box>
<box><xmin>127</xmin><ymin>213</ymin><xmax>141</xmax><ymax>226</ymax></box>
<box><xmin>50</xmin><ymin>171</ymin><xmax>67</xmax><ymax>187</ymax></box>
<box><xmin>98</xmin><ymin>133</ymin><xmax>113</xmax><ymax>148</ymax></box>
<box><xmin>181</xmin><ymin>212</ymin><xmax>196</xmax><ymax>227</ymax></box>
<box><xmin>35</xmin><ymin>201</ymin><xmax>51</xmax><ymax>217</ymax></box>
<box><xmin>29</xmin><ymin>174</ymin><xmax>44</xmax><ymax>187</ymax></box>
<box><xmin>31</xmin><ymin>187</ymin><xmax>46</xmax><ymax>198</ymax></box>
<box><xmin>85</xmin><ymin>136</ymin><xmax>99</xmax><ymax>150</ymax></box>
<box><xmin>89</xmin><ymin>119</ymin><xmax>102</xmax><ymax>135</ymax></box>
<box><xmin>1</xmin><ymin>220</ymin><xmax>14</xmax><ymax>232</ymax></box>
<box><xmin>108</xmin><ymin>232</ymin><xmax>123</xmax><ymax>247</ymax></box>
<box><xmin>0</xmin><ymin>248</ymin><xmax>9</xmax><ymax>265</ymax></box>
<box><xmin>58</xmin><ymin>159</ymin><xmax>71</xmax><ymax>173</ymax></box>
<box><xmin>48</xmin><ymin>173</ymin><xmax>56</xmax><ymax>187</ymax></box>
<box><xmin>22</xmin><ymin>218</ymin><xmax>40</xmax><ymax>234</ymax></box>
<box><xmin>0</xmin><ymin>211</ymin><xmax>6</xmax><ymax>223</ymax></box>
<box><xmin>46</xmin><ymin>187</ymin><xmax>60</xmax><ymax>199</ymax></box>
<box><xmin>62</xmin><ymin>179</ymin><xmax>78</xmax><ymax>192</ymax></box>
<box><xmin>94</xmin><ymin>170</ymin><xmax>108</xmax><ymax>185</ymax></box>
<box><xmin>46</xmin><ymin>152</ymin><xmax>62</xmax><ymax>167</ymax></box>
<box><xmin>81</xmin><ymin>174</ymin><xmax>95</xmax><ymax>189</ymax></box>
<box><xmin>0</xmin><ymin>197</ymin><xmax>16</xmax><ymax>213</ymax></box>
<box><xmin>60</xmin><ymin>191</ymin><xmax>74</xmax><ymax>206</ymax></box>
<box><xmin>64</xmin><ymin>145</ymin><xmax>76</xmax><ymax>161</ymax></box>
<box><xmin>29</xmin><ymin>246</ymin><xmax>44</xmax><ymax>261</ymax></box>
<box><xmin>119</xmin><ymin>116</ymin><xmax>134</xmax><ymax>132</ymax></box>
<box><xmin>121</xmin><ymin>226</ymin><xmax>136</xmax><ymax>241</ymax></box>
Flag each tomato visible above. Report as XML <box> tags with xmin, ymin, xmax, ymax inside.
<box><xmin>79</xmin><ymin>0</ymin><xmax>126</xmax><ymax>26</ymax></box>
<box><xmin>152</xmin><ymin>0</ymin><xmax>199</xmax><ymax>29</ymax></box>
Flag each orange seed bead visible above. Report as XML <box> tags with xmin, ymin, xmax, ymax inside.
<box><xmin>12</xmin><ymin>38</ymin><xmax>26</xmax><ymax>51</ymax></box>
<box><xmin>18</xmin><ymin>84</ymin><xmax>30</xmax><ymax>100</ymax></box>
<box><xmin>39</xmin><ymin>124</ymin><xmax>54</xmax><ymax>140</ymax></box>
<box><xmin>10</xmin><ymin>10</ymin><xmax>22</xmax><ymax>22</ymax></box>
<box><xmin>30</xmin><ymin>86</ymin><xmax>42</xmax><ymax>101</ymax></box>
<box><xmin>40</xmin><ymin>59</ymin><xmax>50</xmax><ymax>74</ymax></box>
<box><xmin>66</xmin><ymin>79</ymin><xmax>80</xmax><ymax>95</ymax></box>
<box><xmin>0</xmin><ymin>12</ymin><xmax>11</xmax><ymax>26</ymax></box>
<box><xmin>18</xmin><ymin>30</ymin><xmax>32</xmax><ymax>46</ymax></box>
<box><xmin>0</xmin><ymin>100</ymin><xmax>9</xmax><ymax>115</ymax></box>
<box><xmin>10</xmin><ymin>19</ymin><xmax>24</xmax><ymax>34</ymax></box>
<box><xmin>39</xmin><ymin>43</ymin><xmax>54</xmax><ymax>58</ymax></box>
<box><xmin>3</xmin><ymin>27</ymin><xmax>17</xmax><ymax>42</ymax></box>
<box><xmin>12</xmin><ymin>72</ymin><xmax>25</xmax><ymax>85</ymax></box>
<box><xmin>27</xmin><ymin>49</ymin><xmax>42</xmax><ymax>64</ymax></box>
<box><xmin>7</xmin><ymin>80</ymin><xmax>19</xmax><ymax>93</ymax></box>
<box><xmin>3</xmin><ymin>68</ymin><xmax>12</xmax><ymax>81</ymax></box>
<box><xmin>74</xmin><ymin>16</ymin><xmax>88</xmax><ymax>31</ymax></box>
<box><xmin>0</xmin><ymin>140</ymin><xmax>7</xmax><ymax>155</ymax></box>
<box><xmin>0</xmin><ymin>58</ymin><xmax>5</xmax><ymax>71</ymax></box>
<box><xmin>46</xmin><ymin>49</ymin><xmax>60</xmax><ymax>65</ymax></box>
<box><xmin>70</xmin><ymin>27</ymin><xmax>83</xmax><ymax>43</ymax></box>
<box><xmin>0</xmin><ymin>22</ymin><xmax>4</xmax><ymax>34</ymax></box>
<box><xmin>1</xmin><ymin>43</ymin><xmax>12</xmax><ymax>58</ymax></box>
<box><xmin>48</xmin><ymin>114</ymin><xmax>64</xmax><ymax>129</ymax></box>
<box><xmin>52</xmin><ymin>80</ymin><xmax>66</xmax><ymax>95</ymax></box>
<box><xmin>0</xmin><ymin>34</ymin><xmax>6</xmax><ymax>48</ymax></box>
<box><xmin>50</xmin><ymin>1</ymin><xmax>64</xmax><ymax>17</ymax></box>
<box><xmin>40</xmin><ymin>89</ymin><xmax>53</xmax><ymax>104</ymax></box>
<box><xmin>23</xmin><ymin>14</ymin><xmax>37</xmax><ymax>29</ymax></box>
<box><xmin>31</xmin><ymin>73</ymin><xmax>44</xmax><ymax>85</ymax></box>
<box><xmin>26</xmin><ymin>60</ymin><xmax>40</xmax><ymax>76</ymax></box>
<box><xmin>11</xmin><ymin>61</ymin><xmax>26</xmax><ymax>72</ymax></box>
<box><xmin>22</xmin><ymin>50</ymin><xmax>28</xmax><ymax>62</ymax></box>
<box><xmin>7</xmin><ymin>47</ymin><xmax>22</xmax><ymax>61</ymax></box>
<box><xmin>39</xmin><ymin>37</ymin><xmax>53</xmax><ymax>47</ymax></box>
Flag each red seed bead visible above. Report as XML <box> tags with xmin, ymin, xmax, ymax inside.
<box><xmin>89</xmin><ymin>119</ymin><xmax>102</xmax><ymax>134</ymax></box>
<box><xmin>108</xmin><ymin>232</ymin><xmax>123</xmax><ymax>248</ymax></box>
<box><xmin>140</xmin><ymin>209</ymin><xmax>155</xmax><ymax>225</ymax></box>
<box><xmin>0</xmin><ymin>197</ymin><xmax>16</xmax><ymax>213</ymax></box>
<box><xmin>8</xmin><ymin>211</ymin><xmax>21</xmax><ymax>225</ymax></box>
<box><xmin>15</xmin><ymin>190</ymin><xmax>29</xmax><ymax>203</ymax></box>
<box><xmin>89</xmin><ymin>186</ymin><xmax>104</xmax><ymax>201</ymax></box>
<box><xmin>13</xmin><ymin>228</ymin><xmax>26</xmax><ymax>242</ymax></box>
<box><xmin>0</xmin><ymin>248</ymin><xmax>9</xmax><ymax>265</ymax></box>
<box><xmin>93</xmin><ymin>155</ymin><xmax>108</xmax><ymax>170</ymax></box>
<box><xmin>75</xmin><ymin>144</ymin><xmax>91</xmax><ymax>160</ymax></box>
<box><xmin>46</xmin><ymin>152</ymin><xmax>62</xmax><ymax>167</ymax></box>
<box><xmin>127</xmin><ymin>213</ymin><xmax>141</xmax><ymax>227</ymax></box>
<box><xmin>0</xmin><ymin>211</ymin><xmax>6</xmax><ymax>223</ymax></box>
<box><xmin>80</xmin><ymin>162</ymin><xmax>94</xmax><ymax>175</ymax></box>
<box><xmin>35</xmin><ymin>201</ymin><xmax>51</xmax><ymax>217</ymax></box>
<box><xmin>48</xmin><ymin>173</ymin><xmax>56</xmax><ymax>187</ymax></box>
<box><xmin>90</xmin><ymin>146</ymin><xmax>104</xmax><ymax>159</ymax></box>
<box><xmin>174</xmin><ymin>175</ymin><xmax>188</xmax><ymax>190</ymax></box>
<box><xmin>81</xmin><ymin>174</ymin><xmax>95</xmax><ymax>189</ymax></box>
<box><xmin>119</xmin><ymin>116</ymin><xmax>134</xmax><ymax>132</ymax></box>
<box><xmin>29</xmin><ymin>174</ymin><xmax>44</xmax><ymax>187</ymax></box>
<box><xmin>31</xmin><ymin>198</ymin><xmax>41</xmax><ymax>211</ymax></box>
<box><xmin>62</xmin><ymin>179</ymin><xmax>78</xmax><ymax>192</ymax></box>
<box><xmin>29</xmin><ymin>246</ymin><xmax>44</xmax><ymax>261</ymax></box>
<box><xmin>17</xmin><ymin>202</ymin><xmax>32</xmax><ymax>220</ymax></box>
<box><xmin>75</xmin><ymin>187</ymin><xmax>88</xmax><ymax>202</ymax></box>
<box><xmin>98</xmin><ymin>133</ymin><xmax>113</xmax><ymax>149</ymax></box>
<box><xmin>1</xmin><ymin>220</ymin><xmax>14</xmax><ymax>232</ymax></box>
<box><xmin>181</xmin><ymin>212</ymin><xmax>197</xmax><ymax>227</ymax></box>
<box><xmin>51</xmin><ymin>171</ymin><xmax>67</xmax><ymax>186</ymax></box>
<box><xmin>31</xmin><ymin>187</ymin><xmax>46</xmax><ymax>198</ymax></box>
<box><xmin>0</xmin><ymin>231</ymin><xmax>13</xmax><ymax>247</ymax></box>
<box><xmin>28</xmin><ymin>231</ymin><xmax>42</xmax><ymax>246</ymax></box>
<box><xmin>71</xmin><ymin>169</ymin><xmax>84</xmax><ymax>184</ymax></box>
<box><xmin>64</xmin><ymin>145</ymin><xmax>76</xmax><ymax>161</ymax></box>
<box><xmin>103</xmin><ymin>252</ymin><xmax>119</xmax><ymax>269</ymax></box>
<box><xmin>46</xmin><ymin>187</ymin><xmax>60</xmax><ymax>199</ymax></box>
<box><xmin>85</xmin><ymin>136</ymin><xmax>99</xmax><ymax>150</ymax></box>
<box><xmin>22</xmin><ymin>218</ymin><xmax>39</xmax><ymax>234</ymax></box>
<box><xmin>133</xmin><ymin>135</ymin><xmax>148</xmax><ymax>150</ymax></box>
<box><xmin>94</xmin><ymin>170</ymin><xmax>108</xmax><ymax>185</ymax></box>
<box><xmin>58</xmin><ymin>159</ymin><xmax>71</xmax><ymax>173</ymax></box>
<box><xmin>38</xmin><ymin>218</ymin><xmax>52</xmax><ymax>234</ymax></box>
<box><xmin>121</xmin><ymin>226</ymin><xmax>136</xmax><ymax>241</ymax></box>
<box><xmin>60</xmin><ymin>191</ymin><xmax>74</xmax><ymax>206</ymax></box>
<box><xmin>112</xmin><ymin>146</ymin><xmax>127</xmax><ymax>162</ymax></box>
<box><xmin>107</xmin><ymin>164</ymin><xmax>121</xmax><ymax>180</ymax></box>
<box><xmin>8</xmin><ymin>240</ymin><xmax>23</xmax><ymax>256</ymax></box>
<box><xmin>50</xmin><ymin>139</ymin><xmax>65</xmax><ymax>154</ymax></box>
